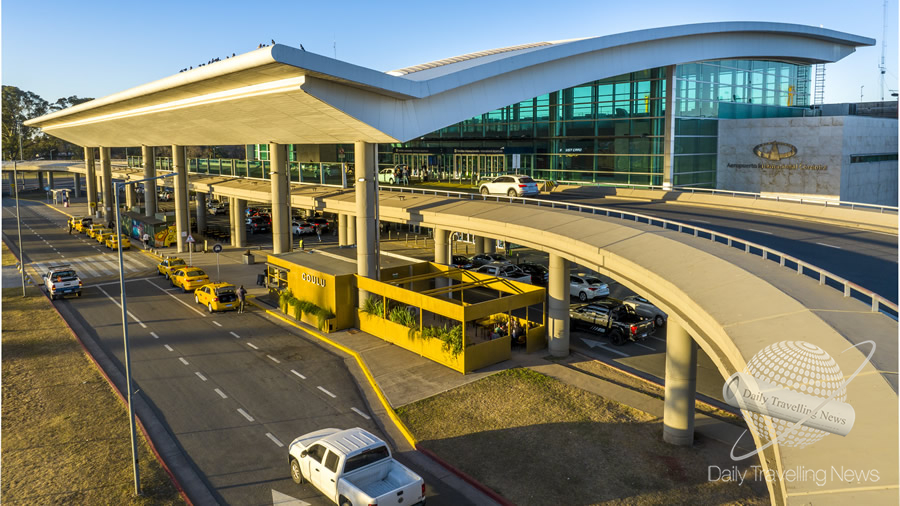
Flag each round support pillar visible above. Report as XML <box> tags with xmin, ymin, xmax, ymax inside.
<box><xmin>347</xmin><ymin>215</ymin><xmax>356</xmax><ymax>246</ymax></box>
<box><xmin>270</xmin><ymin>143</ymin><xmax>290</xmax><ymax>254</ymax></box>
<box><xmin>47</xmin><ymin>172</ymin><xmax>55</xmax><ymax>189</ymax></box>
<box><xmin>234</xmin><ymin>198</ymin><xmax>247</xmax><ymax>247</ymax></box>
<box><xmin>547</xmin><ymin>253</ymin><xmax>570</xmax><ymax>357</ymax></box>
<box><xmin>354</xmin><ymin>141</ymin><xmax>378</xmax><ymax>307</ymax></box>
<box><xmin>474</xmin><ymin>235</ymin><xmax>485</xmax><ymax>255</ymax></box>
<box><xmin>142</xmin><ymin>145</ymin><xmax>156</xmax><ymax>217</ymax></box>
<box><xmin>73</xmin><ymin>173</ymin><xmax>81</xmax><ymax>198</ymax></box>
<box><xmin>663</xmin><ymin>321</ymin><xmax>698</xmax><ymax>446</ymax></box>
<box><xmin>483</xmin><ymin>236</ymin><xmax>496</xmax><ymax>254</ymax></box>
<box><xmin>84</xmin><ymin>147</ymin><xmax>97</xmax><ymax>217</ymax></box>
<box><xmin>99</xmin><ymin>147</ymin><xmax>113</xmax><ymax>223</ymax></box>
<box><xmin>434</xmin><ymin>228</ymin><xmax>449</xmax><ymax>264</ymax></box>
<box><xmin>195</xmin><ymin>193</ymin><xmax>207</xmax><ymax>236</ymax></box>
<box><xmin>173</xmin><ymin>145</ymin><xmax>188</xmax><ymax>253</ymax></box>
<box><xmin>338</xmin><ymin>214</ymin><xmax>348</xmax><ymax>247</ymax></box>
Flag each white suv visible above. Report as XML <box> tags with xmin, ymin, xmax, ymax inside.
<box><xmin>479</xmin><ymin>175</ymin><xmax>539</xmax><ymax>197</ymax></box>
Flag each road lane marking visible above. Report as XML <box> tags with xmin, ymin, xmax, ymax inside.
<box><xmin>212</xmin><ymin>321</ymin><xmax>222</xmax><ymax>327</ymax></box>
<box><xmin>267</xmin><ymin>355</ymin><xmax>280</xmax><ymax>363</ymax></box>
<box><xmin>691</xmin><ymin>219</ymin><xmax>711</xmax><ymax>223</ymax></box>
<box><xmin>96</xmin><ymin>286</ymin><xmax>147</xmax><ymax>328</ymax></box>
<box><xmin>230</xmin><ymin>331</ymin><xmax>240</xmax><ymax>338</ymax></box>
<box><xmin>92</xmin><ymin>276</ymin><xmax>156</xmax><ymax>287</ymax></box>
<box><xmin>290</xmin><ymin>369</ymin><xmax>306</xmax><ymax>380</ymax></box>
<box><xmin>634</xmin><ymin>342</ymin><xmax>655</xmax><ymax>351</ymax></box>
<box><xmin>164</xmin><ymin>345</ymin><xmax>174</xmax><ymax>352</ymax></box>
<box><xmin>351</xmin><ymin>408</ymin><xmax>371</xmax><ymax>420</ymax></box>
<box><xmin>179</xmin><ymin>357</ymin><xmax>189</xmax><ymax>365</ymax></box>
<box><xmin>266</xmin><ymin>433</ymin><xmax>284</xmax><ymax>447</ymax></box>
<box><xmin>214</xmin><ymin>388</ymin><xmax>228</xmax><ymax>399</ymax></box>
<box><xmin>317</xmin><ymin>386</ymin><xmax>337</xmax><ymax>398</ymax></box>
<box><xmin>145</xmin><ymin>279</ymin><xmax>206</xmax><ymax>317</ymax></box>
<box><xmin>246</xmin><ymin>343</ymin><xmax>259</xmax><ymax>350</ymax></box>
<box><xmin>817</xmin><ymin>242</ymin><xmax>842</xmax><ymax>249</ymax></box>
<box><xmin>150</xmin><ymin>332</ymin><xmax>160</xmax><ymax>339</ymax></box>
<box><xmin>195</xmin><ymin>372</ymin><xmax>208</xmax><ymax>381</ymax></box>
<box><xmin>748</xmin><ymin>229</ymin><xmax>773</xmax><ymax>235</ymax></box>
<box><xmin>651</xmin><ymin>336</ymin><xmax>666</xmax><ymax>343</ymax></box>
<box><xmin>237</xmin><ymin>408</ymin><xmax>254</xmax><ymax>422</ymax></box>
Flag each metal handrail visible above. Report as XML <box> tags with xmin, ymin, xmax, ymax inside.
<box><xmin>551</xmin><ymin>180</ymin><xmax>899</xmax><ymax>214</ymax></box>
<box><xmin>383</xmin><ymin>186</ymin><xmax>899</xmax><ymax>318</ymax></box>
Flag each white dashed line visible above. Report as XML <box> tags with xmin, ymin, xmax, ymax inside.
<box><xmin>164</xmin><ymin>344</ymin><xmax>174</xmax><ymax>352</ymax></box>
<box><xmin>214</xmin><ymin>388</ymin><xmax>228</xmax><ymax>399</ymax></box>
<box><xmin>634</xmin><ymin>342</ymin><xmax>655</xmax><ymax>351</ymax></box>
<box><xmin>195</xmin><ymin>372</ymin><xmax>208</xmax><ymax>381</ymax></box>
<box><xmin>179</xmin><ymin>357</ymin><xmax>189</xmax><ymax>365</ymax></box>
<box><xmin>651</xmin><ymin>336</ymin><xmax>666</xmax><ymax>343</ymax></box>
<box><xmin>748</xmin><ymin>229</ymin><xmax>773</xmax><ymax>235</ymax></box>
<box><xmin>230</xmin><ymin>331</ymin><xmax>240</xmax><ymax>338</ymax></box>
<box><xmin>691</xmin><ymin>219</ymin><xmax>711</xmax><ymax>224</ymax></box>
<box><xmin>96</xmin><ymin>286</ymin><xmax>147</xmax><ymax>328</ymax></box>
<box><xmin>150</xmin><ymin>332</ymin><xmax>160</xmax><ymax>339</ymax></box>
<box><xmin>145</xmin><ymin>279</ymin><xmax>207</xmax><ymax>317</ymax></box>
<box><xmin>290</xmin><ymin>369</ymin><xmax>306</xmax><ymax>380</ymax></box>
<box><xmin>351</xmin><ymin>407</ymin><xmax>371</xmax><ymax>420</ymax></box>
<box><xmin>237</xmin><ymin>408</ymin><xmax>254</xmax><ymax>422</ymax></box>
<box><xmin>247</xmin><ymin>343</ymin><xmax>259</xmax><ymax>350</ymax></box>
<box><xmin>816</xmin><ymin>242</ymin><xmax>842</xmax><ymax>249</ymax></box>
<box><xmin>317</xmin><ymin>386</ymin><xmax>337</xmax><ymax>398</ymax></box>
<box><xmin>212</xmin><ymin>321</ymin><xmax>222</xmax><ymax>327</ymax></box>
<box><xmin>266</xmin><ymin>433</ymin><xmax>284</xmax><ymax>447</ymax></box>
<box><xmin>267</xmin><ymin>355</ymin><xmax>280</xmax><ymax>364</ymax></box>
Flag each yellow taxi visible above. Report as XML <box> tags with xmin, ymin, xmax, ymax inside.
<box><xmin>72</xmin><ymin>217</ymin><xmax>93</xmax><ymax>233</ymax></box>
<box><xmin>157</xmin><ymin>257</ymin><xmax>187</xmax><ymax>279</ymax></box>
<box><xmin>96</xmin><ymin>230</ymin><xmax>116</xmax><ymax>244</ymax></box>
<box><xmin>171</xmin><ymin>267</ymin><xmax>210</xmax><ymax>293</ymax></box>
<box><xmin>87</xmin><ymin>224</ymin><xmax>110</xmax><ymax>239</ymax></box>
<box><xmin>105</xmin><ymin>233</ymin><xmax>131</xmax><ymax>250</ymax></box>
<box><xmin>194</xmin><ymin>283</ymin><xmax>239</xmax><ymax>313</ymax></box>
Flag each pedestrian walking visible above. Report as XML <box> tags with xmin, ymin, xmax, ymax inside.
<box><xmin>67</xmin><ymin>220</ymin><xmax>73</xmax><ymax>235</ymax></box>
<box><xmin>316</xmin><ymin>225</ymin><xmax>323</xmax><ymax>242</ymax></box>
<box><xmin>237</xmin><ymin>285</ymin><xmax>247</xmax><ymax>313</ymax></box>
<box><xmin>142</xmin><ymin>232</ymin><xmax>150</xmax><ymax>250</ymax></box>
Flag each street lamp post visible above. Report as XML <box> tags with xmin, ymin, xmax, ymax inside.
<box><xmin>15</xmin><ymin>120</ymin><xmax>26</xmax><ymax>297</ymax></box>
<box><xmin>113</xmin><ymin>171</ymin><xmax>174</xmax><ymax>497</ymax></box>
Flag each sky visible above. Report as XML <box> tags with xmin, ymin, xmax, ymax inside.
<box><xmin>2</xmin><ymin>0</ymin><xmax>898</xmax><ymax>106</ymax></box>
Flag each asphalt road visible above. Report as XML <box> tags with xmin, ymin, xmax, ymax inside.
<box><xmin>2</xmin><ymin>197</ymin><xmax>471</xmax><ymax>506</ymax></box>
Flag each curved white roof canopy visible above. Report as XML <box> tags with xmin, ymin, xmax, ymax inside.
<box><xmin>25</xmin><ymin>22</ymin><xmax>874</xmax><ymax>147</ymax></box>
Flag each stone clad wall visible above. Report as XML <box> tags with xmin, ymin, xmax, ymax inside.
<box><xmin>717</xmin><ymin>115</ymin><xmax>898</xmax><ymax>205</ymax></box>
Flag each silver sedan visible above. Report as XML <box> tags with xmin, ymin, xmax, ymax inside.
<box><xmin>623</xmin><ymin>295</ymin><xmax>668</xmax><ymax>328</ymax></box>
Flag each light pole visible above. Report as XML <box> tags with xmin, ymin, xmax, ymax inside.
<box><xmin>113</xmin><ymin>171</ymin><xmax>174</xmax><ymax>497</ymax></box>
<box><xmin>15</xmin><ymin>120</ymin><xmax>26</xmax><ymax>297</ymax></box>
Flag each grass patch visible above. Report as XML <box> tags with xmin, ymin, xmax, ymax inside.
<box><xmin>1</xmin><ymin>270</ymin><xmax>184</xmax><ymax>504</ymax></box>
<box><xmin>3</xmin><ymin>245</ymin><xmax>18</xmax><ymax>266</ymax></box>
<box><xmin>398</xmin><ymin>367</ymin><xmax>768</xmax><ymax>506</ymax></box>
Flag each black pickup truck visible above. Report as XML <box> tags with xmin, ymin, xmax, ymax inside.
<box><xmin>569</xmin><ymin>298</ymin><xmax>655</xmax><ymax>345</ymax></box>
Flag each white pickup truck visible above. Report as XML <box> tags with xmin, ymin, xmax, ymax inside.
<box><xmin>42</xmin><ymin>265</ymin><xmax>83</xmax><ymax>300</ymax></box>
<box><xmin>288</xmin><ymin>427</ymin><xmax>426</xmax><ymax>506</ymax></box>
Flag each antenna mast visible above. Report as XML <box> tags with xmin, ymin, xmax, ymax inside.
<box><xmin>880</xmin><ymin>0</ymin><xmax>888</xmax><ymax>101</ymax></box>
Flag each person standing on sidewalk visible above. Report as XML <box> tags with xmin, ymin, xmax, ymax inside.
<box><xmin>316</xmin><ymin>225</ymin><xmax>323</xmax><ymax>242</ymax></box>
<box><xmin>237</xmin><ymin>285</ymin><xmax>247</xmax><ymax>313</ymax></box>
<box><xmin>142</xmin><ymin>232</ymin><xmax>150</xmax><ymax>250</ymax></box>
<box><xmin>67</xmin><ymin>220</ymin><xmax>73</xmax><ymax>235</ymax></box>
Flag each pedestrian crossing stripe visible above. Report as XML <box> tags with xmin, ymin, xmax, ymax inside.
<box><xmin>31</xmin><ymin>253</ymin><xmax>156</xmax><ymax>280</ymax></box>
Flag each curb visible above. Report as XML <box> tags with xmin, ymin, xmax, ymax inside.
<box><xmin>247</xmin><ymin>300</ymin><xmax>515</xmax><ymax>506</ymax></box>
<box><xmin>1</xmin><ymin>240</ymin><xmax>193</xmax><ymax>505</ymax></box>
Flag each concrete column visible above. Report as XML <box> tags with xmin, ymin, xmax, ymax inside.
<box><xmin>355</xmin><ymin>141</ymin><xmax>378</xmax><ymax>306</ymax></box>
<box><xmin>7</xmin><ymin>172</ymin><xmax>15</xmax><ymax>195</ymax></box>
<box><xmin>73</xmin><ymin>173</ymin><xmax>81</xmax><ymax>198</ymax></box>
<box><xmin>37</xmin><ymin>171</ymin><xmax>45</xmax><ymax>190</ymax></box>
<box><xmin>662</xmin><ymin>64</ymin><xmax>676</xmax><ymax>190</ymax></box>
<box><xmin>125</xmin><ymin>183</ymin><xmax>136</xmax><ymax>209</ymax></box>
<box><xmin>434</xmin><ymin>228</ymin><xmax>449</xmax><ymax>264</ymax></box>
<box><xmin>663</xmin><ymin>321</ymin><xmax>698</xmax><ymax>446</ymax></box>
<box><xmin>347</xmin><ymin>215</ymin><xmax>356</xmax><ymax>246</ymax></box>
<box><xmin>47</xmin><ymin>172</ymin><xmax>55</xmax><ymax>189</ymax></box>
<box><xmin>270</xmin><ymin>143</ymin><xmax>290</xmax><ymax>254</ymax></box>
<box><xmin>474</xmin><ymin>235</ymin><xmax>485</xmax><ymax>254</ymax></box>
<box><xmin>84</xmin><ymin>147</ymin><xmax>97</xmax><ymax>217</ymax></box>
<box><xmin>195</xmin><ymin>193</ymin><xmax>207</xmax><ymax>235</ymax></box>
<box><xmin>143</xmin><ymin>145</ymin><xmax>157</xmax><ymax>217</ymax></box>
<box><xmin>483</xmin><ymin>236</ymin><xmax>496</xmax><ymax>254</ymax></box>
<box><xmin>173</xmin><ymin>145</ymin><xmax>189</xmax><ymax>253</ymax></box>
<box><xmin>100</xmin><ymin>147</ymin><xmax>113</xmax><ymax>223</ymax></box>
<box><xmin>338</xmin><ymin>214</ymin><xmax>348</xmax><ymax>247</ymax></box>
<box><xmin>234</xmin><ymin>198</ymin><xmax>247</xmax><ymax>247</ymax></box>
<box><xmin>547</xmin><ymin>253</ymin><xmax>570</xmax><ymax>357</ymax></box>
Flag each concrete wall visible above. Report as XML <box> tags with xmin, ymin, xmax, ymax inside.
<box><xmin>717</xmin><ymin>115</ymin><xmax>898</xmax><ymax>205</ymax></box>
<box><xmin>839</xmin><ymin>116</ymin><xmax>898</xmax><ymax>206</ymax></box>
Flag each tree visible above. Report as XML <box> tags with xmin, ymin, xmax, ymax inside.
<box><xmin>2</xmin><ymin>85</ymin><xmax>49</xmax><ymax>160</ymax></box>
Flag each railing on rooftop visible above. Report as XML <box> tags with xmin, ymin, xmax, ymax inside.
<box><xmin>381</xmin><ymin>186</ymin><xmax>899</xmax><ymax>320</ymax></box>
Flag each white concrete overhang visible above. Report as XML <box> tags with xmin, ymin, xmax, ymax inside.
<box><xmin>25</xmin><ymin>21</ymin><xmax>874</xmax><ymax>146</ymax></box>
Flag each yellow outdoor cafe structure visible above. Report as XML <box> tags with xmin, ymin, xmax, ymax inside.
<box><xmin>267</xmin><ymin>253</ymin><xmax>546</xmax><ymax>374</ymax></box>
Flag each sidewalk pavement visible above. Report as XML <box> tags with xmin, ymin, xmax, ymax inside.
<box><xmin>28</xmin><ymin>194</ymin><xmax>754</xmax><ymax>503</ymax></box>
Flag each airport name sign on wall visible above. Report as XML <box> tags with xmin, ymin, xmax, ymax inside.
<box><xmin>726</xmin><ymin>141</ymin><xmax>828</xmax><ymax>171</ymax></box>
<box><xmin>302</xmin><ymin>271</ymin><xmax>326</xmax><ymax>287</ymax></box>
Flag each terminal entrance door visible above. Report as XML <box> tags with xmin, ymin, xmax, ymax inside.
<box><xmin>453</xmin><ymin>154</ymin><xmax>506</xmax><ymax>182</ymax></box>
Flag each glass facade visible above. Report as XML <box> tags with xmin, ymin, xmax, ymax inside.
<box><xmin>394</xmin><ymin>59</ymin><xmax>811</xmax><ymax>188</ymax></box>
